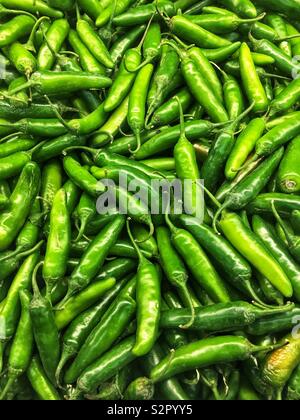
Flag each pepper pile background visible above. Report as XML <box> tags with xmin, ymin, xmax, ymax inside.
<box><xmin>0</xmin><ymin>0</ymin><xmax>300</xmax><ymax>401</ymax></box>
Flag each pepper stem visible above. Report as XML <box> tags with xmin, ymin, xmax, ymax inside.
<box><xmin>178</xmin><ymin>284</ymin><xmax>195</xmax><ymax>329</ymax></box>
<box><xmin>55</xmin><ymin>346</ymin><xmax>73</xmax><ymax>389</ymax></box>
<box><xmin>32</xmin><ymin>261</ymin><xmax>44</xmax><ymax>298</ymax></box>
<box><xmin>25</xmin><ymin>16</ymin><xmax>50</xmax><ymax>53</ymax></box>
<box><xmin>0</xmin><ymin>239</ymin><xmax>43</xmax><ymax>263</ymax></box>
<box><xmin>43</xmin><ymin>95</ymin><xmax>74</xmax><ymax>133</ymax></box>
<box><xmin>271</xmin><ymin>200</ymin><xmax>295</xmax><ymax>247</ymax></box>
<box><xmin>8</xmin><ymin>80</ymin><xmax>35</xmax><ymax>95</ymax></box>
<box><xmin>176</xmin><ymin>96</ymin><xmax>187</xmax><ymax>141</ymax></box>
<box><xmin>129</xmin><ymin>130</ymin><xmax>142</xmax><ymax>154</ymax></box>
<box><xmin>126</xmin><ymin>218</ymin><xmax>144</xmax><ymax>263</ymax></box>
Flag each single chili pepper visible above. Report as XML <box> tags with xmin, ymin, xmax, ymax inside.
<box><xmin>179</xmin><ymin>214</ymin><xmax>268</xmax><ymax>304</ymax></box>
<box><xmin>168</xmin><ymin>15</ymin><xmax>231</xmax><ymax>48</ymax></box>
<box><xmin>60</xmin><ymin>215</ymin><xmax>125</xmax><ymax>305</ymax></box>
<box><xmin>150</xmin><ymin>88</ymin><xmax>192</xmax><ymax>128</ymax></box>
<box><xmin>0</xmin><ymin>100</ymin><xmax>76</xmax><ymax>120</ymax></box>
<box><xmin>91</xmin><ymin>97</ymin><xmax>129</xmax><ymax>147</ymax></box>
<box><xmin>77</xmin><ymin>0</ymin><xmax>103</xmax><ymax>20</ymax></box>
<box><xmin>70</xmin><ymin>335</ymin><xmax>137</xmax><ymax>398</ymax></box>
<box><xmin>146</xmin><ymin>45</ymin><xmax>180</xmax><ymax>125</ymax></box>
<box><xmin>225</xmin><ymin>118</ymin><xmax>266</xmax><ymax>180</ymax></box>
<box><xmin>108</xmin><ymin>240</ymin><xmax>153</xmax><ymax>259</ymax></box>
<box><xmin>270</xmin><ymin>79</ymin><xmax>300</xmax><ymax>117</ymax></box>
<box><xmin>104</xmin><ymin>58</ymin><xmax>137</xmax><ymax>113</ymax></box>
<box><xmin>250</xmin><ymin>34</ymin><xmax>300</xmax><ymax>76</ymax></box>
<box><xmin>68</xmin><ymin>29</ymin><xmax>105</xmax><ymax>74</ymax></box>
<box><xmin>34</xmin><ymin>134</ymin><xmax>85</xmax><ymax>164</ymax></box>
<box><xmin>6</xmin><ymin>42</ymin><xmax>37</xmax><ymax>78</ymax></box>
<box><xmin>272</xmin><ymin>203</ymin><xmax>300</xmax><ymax>265</ymax></box>
<box><xmin>0</xmin><ymin>137</ymin><xmax>36</xmax><ymax>159</ymax></box>
<box><xmin>247</xmin><ymin>193</ymin><xmax>300</xmax><ymax>217</ymax></box>
<box><xmin>62</xmin><ymin>180</ymin><xmax>81</xmax><ymax>214</ymax></box>
<box><xmin>77</xmin><ymin>18</ymin><xmax>113</xmax><ymax>69</ymax></box>
<box><xmin>201</xmin><ymin>103</ymin><xmax>254</xmax><ymax>193</ymax></box>
<box><xmin>96</xmin><ymin>258</ymin><xmax>137</xmax><ymax>282</ymax></box>
<box><xmin>287</xmin><ymin>363</ymin><xmax>300</xmax><ymax>400</ymax></box>
<box><xmin>220</xmin><ymin>71</ymin><xmax>244</xmax><ymax>119</ymax></box>
<box><xmin>109</xmin><ymin>25</ymin><xmax>145</xmax><ymax>66</ymax></box>
<box><xmin>27</xmin><ymin>357</ymin><xmax>61</xmax><ymax>401</ymax></box>
<box><xmin>0</xmin><ymin>252</ymin><xmax>39</xmax><ymax>372</ymax></box>
<box><xmin>201</xmin><ymin>42</ymin><xmax>241</xmax><ymax>63</ymax></box>
<box><xmin>240</xmin><ymin>42</ymin><xmax>269</xmax><ymax>113</ymax></box>
<box><xmin>256</xmin><ymin>271</ymin><xmax>285</xmax><ymax>306</ymax></box>
<box><xmin>48</xmin><ymin>0</ymin><xmax>74</xmax><ymax>11</ymax></box>
<box><xmin>0</xmin><ymin>118</ymin><xmax>67</xmax><ymax>138</ymax></box>
<box><xmin>43</xmin><ymin>189</ymin><xmax>71</xmax><ymax>296</ymax></box>
<box><xmin>40</xmin><ymin>159</ymin><xmax>62</xmax><ymax>219</ymax></box>
<box><xmin>217</xmin><ymin>210</ymin><xmax>293</xmax><ymax>298</ymax></box>
<box><xmin>55</xmin><ymin>276</ymin><xmax>130</xmax><ymax>385</ymax></box>
<box><xmin>127</xmin><ymin>220</ymin><xmax>161</xmax><ymax>356</ymax></box>
<box><xmin>63</xmin><ymin>155</ymin><xmax>105</xmax><ymax>197</ymax></box>
<box><xmin>0</xmin><ymin>162</ymin><xmax>41</xmax><ymax>251</ymax></box>
<box><xmin>73</xmin><ymin>193</ymin><xmax>96</xmax><ymax>243</ymax></box>
<box><xmin>30</xmin><ymin>262</ymin><xmax>60</xmax><ymax>383</ymax></box>
<box><xmin>213</xmin><ymin>147</ymin><xmax>284</xmax><ymax>225</ymax></box>
<box><xmin>0</xmin><ymin>15</ymin><xmax>35</xmax><ymax>48</ymax></box>
<box><xmin>0</xmin><ymin>290</ymin><xmax>33</xmax><ymax>400</ymax></box>
<box><xmin>55</xmin><ymin>277</ymin><xmax>116</xmax><ymax>330</ymax></box>
<box><xmin>112</xmin><ymin>1</ymin><xmax>175</xmax><ymax>27</ymax></box>
<box><xmin>64</xmin><ymin>294</ymin><xmax>136</xmax><ymax>385</ymax></box>
<box><xmin>141</xmin><ymin>342</ymin><xmax>190</xmax><ymax>400</ymax></box>
<box><xmin>186</xmin><ymin>12</ymin><xmax>263</xmax><ymax>34</ymax></box>
<box><xmin>286</xmin><ymin>23</ymin><xmax>300</xmax><ymax>57</ymax></box>
<box><xmin>1</xmin><ymin>0</ymin><xmax>64</xmax><ymax>16</ymax></box>
<box><xmin>37</xmin><ymin>19</ymin><xmax>70</xmax><ymax>71</ymax></box>
<box><xmin>260</xmin><ymin>334</ymin><xmax>300</xmax><ymax>400</ymax></box>
<box><xmin>252</xmin><ymin>215</ymin><xmax>300</xmax><ymax>303</ymax></box>
<box><xmin>233</xmin><ymin>50</ymin><xmax>275</xmax><ymax>66</ymax></box>
<box><xmin>265</xmin><ymin>14</ymin><xmax>292</xmax><ymax>56</ymax></box>
<box><xmin>165</xmin><ymin>209</ymin><xmax>230</xmax><ymax>304</ymax></box>
<box><xmin>277</xmin><ymin>136</ymin><xmax>300</xmax><ymax>194</ymax></box>
<box><xmin>128</xmin><ymin>63</ymin><xmax>154</xmax><ymax>153</ymax></box>
<box><xmin>10</xmin><ymin>71</ymin><xmax>112</xmax><ymax>96</ymax></box>
<box><xmin>157</xmin><ymin>226</ymin><xmax>194</xmax><ymax>328</ymax></box>
<box><xmin>150</xmin><ymin>335</ymin><xmax>281</xmax><ymax>383</ymax></box>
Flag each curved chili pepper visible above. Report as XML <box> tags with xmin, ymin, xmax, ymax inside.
<box><xmin>30</xmin><ymin>262</ymin><xmax>60</xmax><ymax>384</ymax></box>
<box><xmin>0</xmin><ymin>15</ymin><xmax>35</xmax><ymax>48</ymax></box>
<box><xmin>0</xmin><ymin>290</ymin><xmax>33</xmax><ymax>400</ymax></box>
<box><xmin>64</xmin><ymin>291</ymin><xmax>136</xmax><ymax>384</ymax></box>
<box><xmin>127</xmin><ymin>219</ymin><xmax>161</xmax><ymax>356</ymax></box>
<box><xmin>60</xmin><ymin>215</ymin><xmax>125</xmax><ymax>305</ymax></box>
<box><xmin>165</xmin><ymin>209</ymin><xmax>230</xmax><ymax>303</ymax></box>
<box><xmin>150</xmin><ymin>335</ymin><xmax>281</xmax><ymax>383</ymax></box>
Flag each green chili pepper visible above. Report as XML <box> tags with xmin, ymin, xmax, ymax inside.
<box><xmin>55</xmin><ymin>277</ymin><xmax>116</xmax><ymax>330</ymax></box>
<box><xmin>77</xmin><ymin>18</ymin><xmax>114</xmax><ymax>69</ymax></box>
<box><xmin>60</xmin><ymin>215</ymin><xmax>125</xmax><ymax>305</ymax></box>
<box><xmin>219</xmin><ymin>0</ymin><xmax>257</xmax><ymax>18</ymax></box>
<box><xmin>65</xmin><ymin>295</ymin><xmax>136</xmax><ymax>385</ymax></box>
<box><xmin>71</xmin><ymin>336</ymin><xmax>137</xmax><ymax>398</ymax></box>
<box><xmin>218</xmin><ymin>210</ymin><xmax>293</xmax><ymax>298</ymax></box>
<box><xmin>37</xmin><ymin>19</ymin><xmax>70</xmax><ymax>71</ymax></box>
<box><xmin>0</xmin><ymin>15</ymin><xmax>35</xmax><ymax>48</ymax></box>
<box><xmin>30</xmin><ymin>262</ymin><xmax>60</xmax><ymax>383</ymax></box>
<box><xmin>127</xmin><ymin>220</ymin><xmax>161</xmax><ymax>356</ymax></box>
<box><xmin>246</xmin><ymin>306</ymin><xmax>300</xmax><ymax>336</ymax></box>
<box><xmin>43</xmin><ymin>189</ymin><xmax>71</xmax><ymax>296</ymax></box>
<box><xmin>73</xmin><ymin>193</ymin><xmax>96</xmax><ymax>242</ymax></box>
<box><xmin>201</xmin><ymin>41</ymin><xmax>241</xmax><ymax>63</ymax></box>
<box><xmin>150</xmin><ymin>335</ymin><xmax>281</xmax><ymax>383</ymax></box>
<box><xmin>0</xmin><ymin>290</ymin><xmax>33</xmax><ymax>400</ymax></box>
<box><xmin>0</xmin><ymin>162</ymin><xmax>40</xmax><ymax>251</ymax></box>
<box><xmin>109</xmin><ymin>25</ymin><xmax>145</xmax><ymax>66</ymax></box>
<box><xmin>123</xmin><ymin>377</ymin><xmax>154</xmax><ymax>400</ymax></box>
<box><xmin>165</xmin><ymin>210</ymin><xmax>230</xmax><ymax>304</ymax></box>
<box><xmin>128</xmin><ymin>63</ymin><xmax>154</xmax><ymax>153</ymax></box>
<box><xmin>10</xmin><ymin>71</ymin><xmax>112</xmax><ymax>96</ymax></box>
<box><xmin>277</xmin><ymin>136</ymin><xmax>300</xmax><ymax>194</ymax></box>
<box><xmin>247</xmin><ymin>193</ymin><xmax>300</xmax><ymax>217</ymax></box>
<box><xmin>27</xmin><ymin>357</ymin><xmax>61</xmax><ymax>401</ymax></box>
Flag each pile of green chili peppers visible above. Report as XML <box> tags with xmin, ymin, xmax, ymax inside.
<box><xmin>1</xmin><ymin>0</ymin><xmax>300</xmax><ymax>402</ymax></box>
